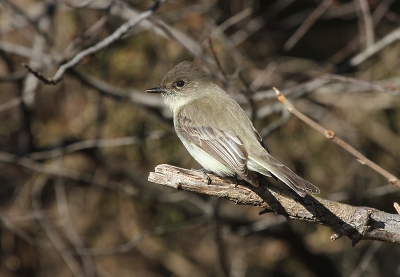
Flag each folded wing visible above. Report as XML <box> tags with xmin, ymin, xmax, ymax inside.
<box><xmin>178</xmin><ymin>111</ymin><xmax>259</xmax><ymax>186</ymax></box>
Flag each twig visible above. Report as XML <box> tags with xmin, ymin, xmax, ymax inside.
<box><xmin>207</xmin><ymin>199</ymin><xmax>228</xmax><ymax>277</ymax></box>
<box><xmin>350</xmin><ymin>25</ymin><xmax>400</xmax><ymax>67</ymax></box>
<box><xmin>32</xmin><ymin>175</ymin><xmax>85</xmax><ymax>277</ymax></box>
<box><xmin>327</xmin><ymin>0</ymin><xmax>391</xmax><ymax>65</ymax></box>
<box><xmin>321</xmin><ymin>74</ymin><xmax>396</xmax><ymax>94</ymax></box>
<box><xmin>230</xmin><ymin>16</ymin><xmax>265</xmax><ymax>47</ymax></box>
<box><xmin>28</xmin><ymin>131</ymin><xmax>167</xmax><ymax>160</ymax></box>
<box><xmin>64</xmin><ymin>15</ymin><xmax>109</xmax><ymax>56</ymax></box>
<box><xmin>356</xmin><ymin>0</ymin><xmax>374</xmax><ymax>48</ymax></box>
<box><xmin>25</xmin><ymin>0</ymin><xmax>166</xmax><ymax>84</ymax></box>
<box><xmin>349</xmin><ymin>241</ymin><xmax>382</xmax><ymax>277</ymax></box>
<box><xmin>249</xmin><ymin>60</ymin><xmax>278</xmax><ymax>92</ymax></box>
<box><xmin>149</xmin><ymin>18</ymin><xmax>211</xmax><ymax>64</ymax></box>
<box><xmin>0</xmin><ymin>211</ymin><xmax>50</xmax><ymax>248</ymax></box>
<box><xmin>54</xmin><ymin>0</ymin><xmax>105</xmax><ymax>9</ymax></box>
<box><xmin>229</xmin><ymin>245</ymin><xmax>247</xmax><ymax>277</ymax></box>
<box><xmin>259</xmin><ymin>105</ymin><xmax>290</xmax><ymax>137</ymax></box>
<box><xmin>55</xmin><ymin>177</ymin><xmax>96</xmax><ymax>277</ymax></box>
<box><xmin>0</xmin><ymin>97</ymin><xmax>22</xmax><ymax>112</ymax></box>
<box><xmin>283</xmin><ymin>0</ymin><xmax>333</xmax><ymax>52</ymax></box>
<box><xmin>148</xmin><ymin>164</ymin><xmax>400</xmax><ymax>245</ymax></box>
<box><xmin>2</xmin><ymin>0</ymin><xmax>52</xmax><ymax>44</ymax></box>
<box><xmin>394</xmin><ymin>202</ymin><xmax>400</xmax><ymax>214</ymax></box>
<box><xmin>69</xmin><ymin>70</ymin><xmax>165</xmax><ymax>107</ymax></box>
<box><xmin>160</xmin><ymin>3</ymin><xmax>211</xmax><ymax>23</ymax></box>
<box><xmin>208</xmin><ymin>8</ymin><xmax>253</xmax><ymax>40</ymax></box>
<box><xmin>88</xmin><ymin>215</ymin><xmax>208</xmax><ymax>256</ymax></box>
<box><xmin>0</xmin><ymin>71</ymin><xmax>27</xmax><ymax>82</ymax></box>
<box><xmin>273</xmin><ymin>87</ymin><xmax>399</xmax><ymax>187</ymax></box>
<box><xmin>0</xmin><ymin>151</ymin><xmax>123</xmax><ymax>191</ymax></box>
<box><xmin>0</xmin><ymin>40</ymin><xmax>52</xmax><ymax>63</ymax></box>
<box><xmin>207</xmin><ymin>37</ymin><xmax>227</xmax><ymax>79</ymax></box>
<box><xmin>207</xmin><ymin>38</ymin><xmax>257</xmax><ymax>122</ymax></box>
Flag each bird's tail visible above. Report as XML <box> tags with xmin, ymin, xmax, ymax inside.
<box><xmin>248</xmin><ymin>154</ymin><xmax>320</xmax><ymax>197</ymax></box>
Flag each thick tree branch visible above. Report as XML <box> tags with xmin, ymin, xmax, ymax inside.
<box><xmin>148</xmin><ymin>164</ymin><xmax>400</xmax><ymax>245</ymax></box>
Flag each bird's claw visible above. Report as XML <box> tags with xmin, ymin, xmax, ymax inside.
<box><xmin>191</xmin><ymin>168</ymin><xmax>212</xmax><ymax>185</ymax></box>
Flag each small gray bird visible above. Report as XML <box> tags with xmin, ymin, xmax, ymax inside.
<box><xmin>146</xmin><ymin>61</ymin><xmax>319</xmax><ymax>197</ymax></box>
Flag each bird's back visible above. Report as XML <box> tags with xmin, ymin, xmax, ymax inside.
<box><xmin>175</xmin><ymin>84</ymin><xmax>262</xmax><ymax>150</ymax></box>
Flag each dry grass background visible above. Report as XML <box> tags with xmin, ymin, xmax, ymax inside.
<box><xmin>0</xmin><ymin>0</ymin><xmax>400</xmax><ymax>276</ymax></box>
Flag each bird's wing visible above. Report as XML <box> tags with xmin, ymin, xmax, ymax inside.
<box><xmin>177</xmin><ymin>109</ymin><xmax>259</xmax><ymax>186</ymax></box>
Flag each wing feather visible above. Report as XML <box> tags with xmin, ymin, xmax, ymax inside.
<box><xmin>177</xmin><ymin>109</ymin><xmax>258</xmax><ymax>186</ymax></box>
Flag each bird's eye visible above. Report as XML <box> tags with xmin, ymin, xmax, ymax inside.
<box><xmin>176</xmin><ymin>80</ymin><xmax>185</xmax><ymax>87</ymax></box>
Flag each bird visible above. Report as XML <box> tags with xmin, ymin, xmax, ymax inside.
<box><xmin>146</xmin><ymin>61</ymin><xmax>319</xmax><ymax>197</ymax></box>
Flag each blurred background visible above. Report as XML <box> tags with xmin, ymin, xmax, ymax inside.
<box><xmin>0</xmin><ymin>0</ymin><xmax>400</xmax><ymax>276</ymax></box>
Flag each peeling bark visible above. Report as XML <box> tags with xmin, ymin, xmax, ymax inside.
<box><xmin>148</xmin><ymin>164</ymin><xmax>400</xmax><ymax>245</ymax></box>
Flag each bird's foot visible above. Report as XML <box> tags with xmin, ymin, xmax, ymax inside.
<box><xmin>233</xmin><ymin>174</ymin><xmax>239</xmax><ymax>187</ymax></box>
<box><xmin>191</xmin><ymin>167</ymin><xmax>212</xmax><ymax>185</ymax></box>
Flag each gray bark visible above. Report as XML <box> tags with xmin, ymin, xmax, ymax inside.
<box><xmin>148</xmin><ymin>164</ymin><xmax>400</xmax><ymax>245</ymax></box>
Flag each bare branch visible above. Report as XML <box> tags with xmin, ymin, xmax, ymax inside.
<box><xmin>25</xmin><ymin>0</ymin><xmax>166</xmax><ymax>84</ymax></box>
<box><xmin>208</xmin><ymin>8</ymin><xmax>253</xmax><ymax>41</ymax></box>
<box><xmin>327</xmin><ymin>0</ymin><xmax>391</xmax><ymax>65</ymax></box>
<box><xmin>394</xmin><ymin>202</ymin><xmax>400</xmax><ymax>214</ymax></box>
<box><xmin>349</xmin><ymin>241</ymin><xmax>382</xmax><ymax>277</ymax></box>
<box><xmin>350</xmin><ymin>25</ymin><xmax>400</xmax><ymax>67</ymax></box>
<box><xmin>321</xmin><ymin>74</ymin><xmax>397</xmax><ymax>94</ymax></box>
<box><xmin>69</xmin><ymin>70</ymin><xmax>165</xmax><ymax>108</ymax></box>
<box><xmin>148</xmin><ymin>164</ymin><xmax>400</xmax><ymax>245</ymax></box>
<box><xmin>0</xmin><ymin>97</ymin><xmax>22</xmax><ymax>112</ymax></box>
<box><xmin>32</xmin><ymin>175</ymin><xmax>85</xmax><ymax>277</ymax></box>
<box><xmin>283</xmin><ymin>0</ymin><xmax>333</xmax><ymax>52</ymax></box>
<box><xmin>0</xmin><ymin>71</ymin><xmax>27</xmax><ymax>82</ymax></box>
<box><xmin>0</xmin><ymin>151</ymin><xmax>123</xmax><ymax>191</ymax></box>
<box><xmin>55</xmin><ymin>178</ymin><xmax>96</xmax><ymax>277</ymax></box>
<box><xmin>274</xmin><ymin>87</ymin><xmax>399</xmax><ymax>187</ymax></box>
<box><xmin>356</xmin><ymin>0</ymin><xmax>374</xmax><ymax>47</ymax></box>
<box><xmin>208</xmin><ymin>38</ymin><xmax>227</xmax><ymax>80</ymax></box>
<box><xmin>28</xmin><ymin>131</ymin><xmax>167</xmax><ymax>160</ymax></box>
<box><xmin>0</xmin><ymin>40</ymin><xmax>52</xmax><ymax>63</ymax></box>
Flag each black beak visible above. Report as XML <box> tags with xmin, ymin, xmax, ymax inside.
<box><xmin>146</xmin><ymin>86</ymin><xmax>167</xmax><ymax>93</ymax></box>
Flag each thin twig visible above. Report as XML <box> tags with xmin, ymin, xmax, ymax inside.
<box><xmin>0</xmin><ymin>151</ymin><xmax>123</xmax><ymax>191</ymax></box>
<box><xmin>249</xmin><ymin>60</ymin><xmax>278</xmax><ymax>92</ymax></box>
<box><xmin>207</xmin><ymin>38</ymin><xmax>227</xmax><ymax>79</ymax></box>
<box><xmin>28</xmin><ymin>131</ymin><xmax>167</xmax><ymax>160</ymax></box>
<box><xmin>208</xmin><ymin>8</ymin><xmax>253</xmax><ymax>41</ymax></box>
<box><xmin>64</xmin><ymin>15</ymin><xmax>109</xmax><ymax>55</ymax></box>
<box><xmin>69</xmin><ymin>70</ymin><xmax>165</xmax><ymax>107</ymax></box>
<box><xmin>230</xmin><ymin>16</ymin><xmax>265</xmax><ymax>47</ymax></box>
<box><xmin>25</xmin><ymin>0</ymin><xmax>166</xmax><ymax>84</ymax></box>
<box><xmin>2</xmin><ymin>0</ymin><xmax>52</xmax><ymax>44</ymax></box>
<box><xmin>0</xmin><ymin>211</ymin><xmax>50</xmax><ymax>248</ymax></box>
<box><xmin>283</xmin><ymin>0</ymin><xmax>333</xmax><ymax>52</ymax></box>
<box><xmin>273</xmin><ymin>87</ymin><xmax>399</xmax><ymax>187</ymax></box>
<box><xmin>0</xmin><ymin>40</ymin><xmax>52</xmax><ymax>63</ymax></box>
<box><xmin>0</xmin><ymin>97</ymin><xmax>22</xmax><ymax>112</ymax></box>
<box><xmin>32</xmin><ymin>175</ymin><xmax>85</xmax><ymax>277</ymax></box>
<box><xmin>356</xmin><ymin>0</ymin><xmax>374</xmax><ymax>48</ymax></box>
<box><xmin>349</xmin><ymin>241</ymin><xmax>382</xmax><ymax>277</ymax></box>
<box><xmin>55</xmin><ymin>177</ymin><xmax>96</xmax><ymax>277</ymax></box>
<box><xmin>350</xmin><ymin>25</ymin><xmax>400</xmax><ymax>67</ymax></box>
<box><xmin>88</xmin><ymin>215</ymin><xmax>208</xmax><ymax>255</ymax></box>
<box><xmin>394</xmin><ymin>202</ymin><xmax>400</xmax><ymax>214</ymax></box>
<box><xmin>326</xmin><ymin>0</ymin><xmax>392</xmax><ymax>65</ymax></box>
<box><xmin>321</xmin><ymin>74</ymin><xmax>396</xmax><ymax>93</ymax></box>
<box><xmin>0</xmin><ymin>71</ymin><xmax>27</xmax><ymax>82</ymax></box>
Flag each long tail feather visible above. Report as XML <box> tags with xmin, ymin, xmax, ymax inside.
<box><xmin>248</xmin><ymin>155</ymin><xmax>320</xmax><ymax>197</ymax></box>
